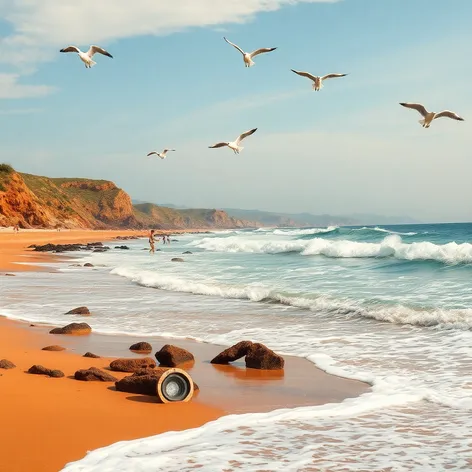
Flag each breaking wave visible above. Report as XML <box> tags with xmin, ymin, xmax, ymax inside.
<box><xmin>273</xmin><ymin>226</ymin><xmax>338</xmax><ymax>236</ymax></box>
<box><xmin>355</xmin><ymin>226</ymin><xmax>418</xmax><ymax>236</ymax></box>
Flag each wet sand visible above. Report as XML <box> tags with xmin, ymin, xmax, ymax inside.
<box><xmin>0</xmin><ymin>230</ymin><xmax>369</xmax><ymax>471</ymax></box>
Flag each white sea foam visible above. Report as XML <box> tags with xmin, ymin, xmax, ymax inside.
<box><xmin>192</xmin><ymin>234</ymin><xmax>472</xmax><ymax>264</ymax></box>
<box><xmin>356</xmin><ymin>226</ymin><xmax>418</xmax><ymax>236</ymax></box>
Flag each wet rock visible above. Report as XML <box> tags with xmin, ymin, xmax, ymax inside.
<box><xmin>245</xmin><ymin>343</ymin><xmax>285</xmax><ymax>370</ymax></box>
<box><xmin>155</xmin><ymin>344</ymin><xmax>194</xmax><ymax>367</ymax></box>
<box><xmin>0</xmin><ymin>359</ymin><xmax>16</xmax><ymax>369</ymax></box>
<box><xmin>49</xmin><ymin>322</ymin><xmax>92</xmax><ymax>335</ymax></box>
<box><xmin>92</xmin><ymin>248</ymin><xmax>108</xmax><ymax>253</ymax></box>
<box><xmin>74</xmin><ymin>367</ymin><xmax>117</xmax><ymax>382</ymax></box>
<box><xmin>83</xmin><ymin>263</ymin><xmax>94</xmax><ymax>267</ymax></box>
<box><xmin>86</xmin><ymin>242</ymin><xmax>103</xmax><ymax>247</ymax></box>
<box><xmin>115</xmin><ymin>245</ymin><xmax>129</xmax><ymax>250</ymax></box>
<box><xmin>115</xmin><ymin>236</ymin><xmax>138</xmax><ymax>240</ymax></box>
<box><xmin>4</xmin><ymin>273</ymin><xmax>16</xmax><ymax>276</ymax></box>
<box><xmin>83</xmin><ymin>352</ymin><xmax>100</xmax><ymax>358</ymax></box>
<box><xmin>65</xmin><ymin>306</ymin><xmax>90</xmax><ymax>316</ymax></box>
<box><xmin>182</xmin><ymin>251</ymin><xmax>193</xmax><ymax>255</ymax></box>
<box><xmin>69</xmin><ymin>264</ymin><xmax>82</xmax><ymax>267</ymax></box>
<box><xmin>28</xmin><ymin>365</ymin><xmax>64</xmax><ymax>378</ymax></box>
<box><xmin>34</xmin><ymin>243</ymin><xmax>84</xmax><ymax>253</ymax></box>
<box><xmin>129</xmin><ymin>342</ymin><xmax>153</xmax><ymax>353</ymax></box>
<box><xmin>171</xmin><ymin>258</ymin><xmax>184</xmax><ymax>262</ymax></box>
<box><xmin>211</xmin><ymin>341</ymin><xmax>254</xmax><ymax>365</ymax></box>
<box><xmin>109</xmin><ymin>357</ymin><xmax>156</xmax><ymax>373</ymax></box>
<box><xmin>42</xmin><ymin>345</ymin><xmax>66</xmax><ymax>352</ymax></box>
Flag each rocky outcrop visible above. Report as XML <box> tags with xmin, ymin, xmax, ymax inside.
<box><xmin>109</xmin><ymin>357</ymin><xmax>156</xmax><ymax>373</ymax></box>
<box><xmin>211</xmin><ymin>341</ymin><xmax>254</xmax><ymax>365</ymax></box>
<box><xmin>155</xmin><ymin>345</ymin><xmax>194</xmax><ymax>367</ymax></box>
<box><xmin>28</xmin><ymin>365</ymin><xmax>64</xmax><ymax>378</ymax></box>
<box><xmin>83</xmin><ymin>352</ymin><xmax>100</xmax><ymax>358</ymax></box>
<box><xmin>0</xmin><ymin>359</ymin><xmax>16</xmax><ymax>369</ymax></box>
<box><xmin>49</xmin><ymin>322</ymin><xmax>92</xmax><ymax>335</ymax></box>
<box><xmin>42</xmin><ymin>345</ymin><xmax>65</xmax><ymax>352</ymax></box>
<box><xmin>74</xmin><ymin>367</ymin><xmax>117</xmax><ymax>382</ymax></box>
<box><xmin>245</xmin><ymin>343</ymin><xmax>284</xmax><ymax>370</ymax></box>
<box><xmin>129</xmin><ymin>342</ymin><xmax>152</xmax><ymax>353</ymax></box>
<box><xmin>171</xmin><ymin>258</ymin><xmax>184</xmax><ymax>262</ymax></box>
<box><xmin>65</xmin><ymin>306</ymin><xmax>90</xmax><ymax>316</ymax></box>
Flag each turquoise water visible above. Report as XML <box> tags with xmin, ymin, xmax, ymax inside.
<box><xmin>2</xmin><ymin>223</ymin><xmax>472</xmax><ymax>471</ymax></box>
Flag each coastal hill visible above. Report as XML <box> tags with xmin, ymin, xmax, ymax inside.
<box><xmin>0</xmin><ymin>165</ymin><xmax>256</xmax><ymax>230</ymax></box>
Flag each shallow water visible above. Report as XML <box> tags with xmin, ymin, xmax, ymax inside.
<box><xmin>2</xmin><ymin>223</ymin><xmax>472</xmax><ymax>470</ymax></box>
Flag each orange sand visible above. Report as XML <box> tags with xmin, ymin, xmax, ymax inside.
<box><xmin>0</xmin><ymin>230</ymin><xmax>369</xmax><ymax>471</ymax></box>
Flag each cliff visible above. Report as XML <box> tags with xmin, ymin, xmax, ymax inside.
<box><xmin>0</xmin><ymin>165</ymin><xmax>256</xmax><ymax>230</ymax></box>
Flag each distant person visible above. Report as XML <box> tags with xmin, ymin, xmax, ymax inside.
<box><xmin>149</xmin><ymin>229</ymin><xmax>156</xmax><ymax>253</ymax></box>
<box><xmin>162</xmin><ymin>235</ymin><xmax>167</xmax><ymax>245</ymax></box>
<box><xmin>13</xmin><ymin>224</ymin><xmax>19</xmax><ymax>233</ymax></box>
<box><xmin>166</xmin><ymin>235</ymin><xmax>171</xmax><ymax>245</ymax></box>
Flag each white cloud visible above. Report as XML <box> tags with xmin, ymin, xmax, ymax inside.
<box><xmin>0</xmin><ymin>73</ymin><xmax>54</xmax><ymax>98</ymax></box>
<box><xmin>0</xmin><ymin>0</ymin><xmax>338</xmax><ymax>67</ymax></box>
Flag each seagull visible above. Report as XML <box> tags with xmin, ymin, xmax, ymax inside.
<box><xmin>291</xmin><ymin>70</ymin><xmax>348</xmax><ymax>91</ymax></box>
<box><xmin>399</xmin><ymin>103</ymin><xmax>465</xmax><ymax>128</ymax></box>
<box><xmin>209</xmin><ymin>128</ymin><xmax>257</xmax><ymax>154</ymax></box>
<box><xmin>223</xmin><ymin>37</ymin><xmax>276</xmax><ymax>67</ymax></box>
<box><xmin>147</xmin><ymin>149</ymin><xmax>175</xmax><ymax>159</ymax></box>
<box><xmin>59</xmin><ymin>45</ymin><xmax>113</xmax><ymax>68</ymax></box>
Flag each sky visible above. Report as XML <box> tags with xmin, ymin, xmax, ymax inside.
<box><xmin>0</xmin><ymin>0</ymin><xmax>471</xmax><ymax>223</ymax></box>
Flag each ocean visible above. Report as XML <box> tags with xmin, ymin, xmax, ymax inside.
<box><xmin>2</xmin><ymin>223</ymin><xmax>472</xmax><ymax>471</ymax></box>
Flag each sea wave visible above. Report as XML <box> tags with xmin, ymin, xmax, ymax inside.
<box><xmin>273</xmin><ymin>226</ymin><xmax>338</xmax><ymax>236</ymax></box>
<box><xmin>191</xmin><ymin>234</ymin><xmax>472</xmax><ymax>264</ymax></box>
<box><xmin>110</xmin><ymin>267</ymin><xmax>472</xmax><ymax>329</ymax></box>
<box><xmin>355</xmin><ymin>226</ymin><xmax>417</xmax><ymax>236</ymax></box>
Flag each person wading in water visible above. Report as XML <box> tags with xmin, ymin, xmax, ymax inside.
<box><xmin>149</xmin><ymin>229</ymin><xmax>156</xmax><ymax>254</ymax></box>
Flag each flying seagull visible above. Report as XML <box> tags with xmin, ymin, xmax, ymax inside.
<box><xmin>291</xmin><ymin>70</ymin><xmax>347</xmax><ymax>91</ymax></box>
<box><xmin>147</xmin><ymin>149</ymin><xmax>175</xmax><ymax>159</ymax></box>
<box><xmin>223</xmin><ymin>37</ymin><xmax>276</xmax><ymax>67</ymax></box>
<box><xmin>209</xmin><ymin>128</ymin><xmax>257</xmax><ymax>154</ymax></box>
<box><xmin>399</xmin><ymin>103</ymin><xmax>465</xmax><ymax>128</ymax></box>
<box><xmin>59</xmin><ymin>45</ymin><xmax>113</xmax><ymax>68</ymax></box>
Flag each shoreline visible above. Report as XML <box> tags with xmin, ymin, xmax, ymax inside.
<box><xmin>0</xmin><ymin>230</ymin><xmax>370</xmax><ymax>471</ymax></box>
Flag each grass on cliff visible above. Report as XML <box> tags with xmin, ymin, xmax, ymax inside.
<box><xmin>0</xmin><ymin>163</ymin><xmax>15</xmax><ymax>191</ymax></box>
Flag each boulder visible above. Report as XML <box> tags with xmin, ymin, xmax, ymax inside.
<box><xmin>182</xmin><ymin>251</ymin><xmax>193</xmax><ymax>255</ymax></box>
<box><xmin>83</xmin><ymin>352</ymin><xmax>100</xmax><ymax>358</ymax></box>
<box><xmin>114</xmin><ymin>245</ymin><xmax>129</xmax><ymax>250</ymax></box>
<box><xmin>28</xmin><ymin>365</ymin><xmax>64</xmax><ymax>378</ymax></box>
<box><xmin>129</xmin><ymin>342</ymin><xmax>153</xmax><ymax>353</ymax></box>
<box><xmin>42</xmin><ymin>345</ymin><xmax>66</xmax><ymax>352</ymax></box>
<box><xmin>155</xmin><ymin>344</ymin><xmax>194</xmax><ymax>367</ymax></box>
<box><xmin>49</xmin><ymin>322</ymin><xmax>92</xmax><ymax>335</ymax></box>
<box><xmin>74</xmin><ymin>367</ymin><xmax>117</xmax><ymax>382</ymax></box>
<box><xmin>0</xmin><ymin>359</ymin><xmax>16</xmax><ymax>369</ymax></box>
<box><xmin>171</xmin><ymin>258</ymin><xmax>184</xmax><ymax>262</ymax></box>
<box><xmin>210</xmin><ymin>341</ymin><xmax>254</xmax><ymax>365</ymax></box>
<box><xmin>109</xmin><ymin>357</ymin><xmax>156</xmax><ymax>373</ymax></box>
<box><xmin>83</xmin><ymin>263</ymin><xmax>94</xmax><ymax>267</ymax></box>
<box><xmin>245</xmin><ymin>343</ymin><xmax>285</xmax><ymax>370</ymax></box>
<box><xmin>65</xmin><ymin>306</ymin><xmax>90</xmax><ymax>316</ymax></box>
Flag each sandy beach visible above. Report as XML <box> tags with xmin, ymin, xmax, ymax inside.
<box><xmin>0</xmin><ymin>230</ymin><xmax>369</xmax><ymax>472</ymax></box>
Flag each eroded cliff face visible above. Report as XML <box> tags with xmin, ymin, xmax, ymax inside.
<box><xmin>0</xmin><ymin>168</ymin><xmax>257</xmax><ymax>230</ymax></box>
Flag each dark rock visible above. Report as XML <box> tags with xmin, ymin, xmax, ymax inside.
<box><xmin>42</xmin><ymin>345</ymin><xmax>65</xmax><ymax>352</ymax></box>
<box><xmin>245</xmin><ymin>343</ymin><xmax>285</xmax><ymax>370</ymax></box>
<box><xmin>33</xmin><ymin>243</ymin><xmax>84</xmax><ymax>253</ymax></box>
<box><xmin>182</xmin><ymin>251</ymin><xmax>193</xmax><ymax>255</ymax></box>
<box><xmin>49</xmin><ymin>322</ymin><xmax>92</xmax><ymax>335</ymax></box>
<box><xmin>28</xmin><ymin>365</ymin><xmax>65</xmax><ymax>378</ymax></box>
<box><xmin>83</xmin><ymin>352</ymin><xmax>100</xmax><ymax>358</ymax></box>
<box><xmin>4</xmin><ymin>273</ymin><xmax>16</xmax><ymax>276</ymax></box>
<box><xmin>129</xmin><ymin>342</ymin><xmax>152</xmax><ymax>353</ymax></box>
<box><xmin>83</xmin><ymin>263</ymin><xmax>94</xmax><ymax>267</ymax></box>
<box><xmin>0</xmin><ymin>359</ymin><xmax>16</xmax><ymax>369</ymax></box>
<box><xmin>65</xmin><ymin>306</ymin><xmax>90</xmax><ymax>316</ymax></box>
<box><xmin>74</xmin><ymin>367</ymin><xmax>117</xmax><ymax>382</ymax></box>
<box><xmin>115</xmin><ymin>245</ymin><xmax>129</xmax><ymax>250</ymax></box>
<box><xmin>171</xmin><ymin>258</ymin><xmax>184</xmax><ymax>262</ymax></box>
<box><xmin>155</xmin><ymin>344</ymin><xmax>194</xmax><ymax>367</ymax></box>
<box><xmin>171</xmin><ymin>239</ymin><xmax>178</xmax><ymax>242</ymax></box>
<box><xmin>69</xmin><ymin>264</ymin><xmax>82</xmax><ymax>267</ymax></box>
<box><xmin>109</xmin><ymin>357</ymin><xmax>156</xmax><ymax>373</ymax></box>
<box><xmin>93</xmin><ymin>248</ymin><xmax>107</xmax><ymax>253</ymax></box>
<box><xmin>86</xmin><ymin>242</ymin><xmax>103</xmax><ymax>247</ymax></box>
<box><xmin>211</xmin><ymin>341</ymin><xmax>254</xmax><ymax>365</ymax></box>
<box><xmin>115</xmin><ymin>236</ymin><xmax>138</xmax><ymax>240</ymax></box>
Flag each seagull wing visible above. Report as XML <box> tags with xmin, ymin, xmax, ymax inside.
<box><xmin>209</xmin><ymin>142</ymin><xmax>229</xmax><ymax>149</ymax></box>
<box><xmin>249</xmin><ymin>47</ymin><xmax>277</xmax><ymax>58</ymax></box>
<box><xmin>223</xmin><ymin>37</ymin><xmax>245</xmax><ymax>55</ymax></box>
<box><xmin>236</xmin><ymin>128</ymin><xmax>257</xmax><ymax>145</ymax></box>
<box><xmin>60</xmin><ymin>46</ymin><xmax>81</xmax><ymax>54</ymax></box>
<box><xmin>321</xmin><ymin>73</ymin><xmax>348</xmax><ymax>81</ymax></box>
<box><xmin>399</xmin><ymin>103</ymin><xmax>429</xmax><ymax>117</ymax></box>
<box><xmin>434</xmin><ymin>110</ymin><xmax>464</xmax><ymax>121</ymax></box>
<box><xmin>147</xmin><ymin>152</ymin><xmax>158</xmax><ymax>157</ymax></box>
<box><xmin>291</xmin><ymin>69</ymin><xmax>318</xmax><ymax>82</ymax></box>
<box><xmin>87</xmin><ymin>45</ymin><xmax>113</xmax><ymax>58</ymax></box>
